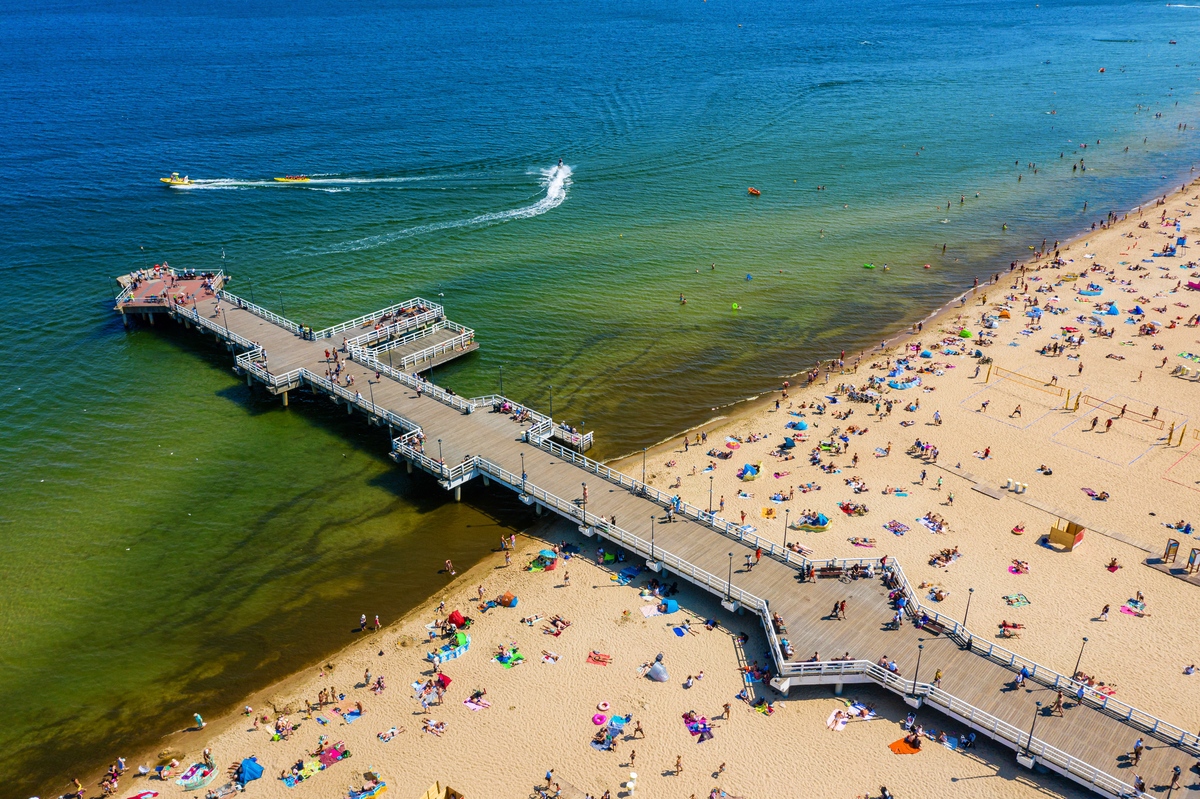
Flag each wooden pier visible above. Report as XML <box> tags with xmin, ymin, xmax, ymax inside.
<box><xmin>117</xmin><ymin>267</ymin><xmax>1190</xmax><ymax>798</ymax></box>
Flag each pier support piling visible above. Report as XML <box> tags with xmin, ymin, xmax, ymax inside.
<box><xmin>347</xmin><ymin>403</ymin><xmax>352</xmax><ymax>415</ymax></box>
<box><xmin>246</xmin><ymin>373</ymin><xmax>252</xmax><ymax>387</ymax></box>
<box><xmin>122</xmin><ymin>313</ymin><xmax>129</xmax><ymax>329</ymax></box>
<box><xmin>483</xmin><ymin>476</ymin><xmax>490</xmax><ymax>487</ymax></box>
<box><xmin>281</xmin><ymin>391</ymin><xmax>289</xmax><ymax>407</ymax></box>
<box><xmin>147</xmin><ymin>313</ymin><xmax>155</xmax><ymax>326</ymax></box>
<box><xmin>406</xmin><ymin>460</ymin><xmax>413</xmax><ymax>474</ymax></box>
<box><xmin>454</xmin><ymin>486</ymin><xmax>461</xmax><ymax>502</ymax></box>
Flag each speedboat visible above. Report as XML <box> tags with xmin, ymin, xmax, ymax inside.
<box><xmin>274</xmin><ymin>175</ymin><xmax>310</xmax><ymax>182</ymax></box>
<box><xmin>160</xmin><ymin>172</ymin><xmax>191</xmax><ymax>186</ymax></box>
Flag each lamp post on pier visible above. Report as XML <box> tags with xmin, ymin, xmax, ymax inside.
<box><xmin>650</xmin><ymin>515</ymin><xmax>656</xmax><ymax>562</ymax></box>
<box><xmin>642</xmin><ymin>448</ymin><xmax>647</xmax><ymax>486</ymax></box>
<box><xmin>911</xmin><ymin>643</ymin><xmax>924</xmax><ymax>696</ymax></box>
<box><xmin>438</xmin><ymin>438</ymin><xmax>443</xmax><ymax>467</ymax></box>
<box><xmin>368</xmin><ymin>381</ymin><xmax>376</xmax><ymax>416</ymax></box>
<box><xmin>708</xmin><ymin>475</ymin><xmax>714</xmax><ymax>514</ymax></box>
<box><xmin>1025</xmin><ymin>701</ymin><xmax>1043</xmax><ymax>757</ymax></box>
<box><xmin>581</xmin><ymin>481</ymin><xmax>587</xmax><ymax>521</ymax></box>
<box><xmin>1073</xmin><ymin>637</ymin><xmax>1089</xmax><ymax>680</ymax></box>
<box><xmin>726</xmin><ymin>552</ymin><xmax>734</xmax><ymax>601</ymax></box>
<box><xmin>549</xmin><ymin>385</ymin><xmax>554</xmax><ymax>418</ymax></box>
<box><xmin>279</xmin><ymin>291</ymin><xmax>285</xmax><ymax>319</ymax></box>
<box><xmin>520</xmin><ymin>452</ymin><xmax>526</xmax><ymax>494</ymax></box>
<box><xmin>222</xmin><ymin>309</ymin><xmax>230</xmax><ymax>338</ymax></box>
<box><xmin>499</xmin><ymin>365</ymin><xmax>504</xmax><ymax>397</ymax></box>
<box><xmin>246</xmin><ymin>278</ymin><xmax>254</xmax><ymax>305</ymax></box>
<box><xmin>962</xmin><ymin>587</ymin><xmax>975</xmax><ymax>648</ymax></box>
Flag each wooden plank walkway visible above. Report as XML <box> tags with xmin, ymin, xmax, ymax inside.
<box><xmin>119</xmin><ymin>280</ymin><xmax>1192</xmax><ymax>798</ymax></box>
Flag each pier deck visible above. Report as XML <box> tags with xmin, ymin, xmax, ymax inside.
<box><xmin>116</xmin><ymin>273</ymin><xmax>1193</xmax><ymax>798</ymax></box>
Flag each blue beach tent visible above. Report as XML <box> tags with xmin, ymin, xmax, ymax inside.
<box><xmin>237</xmin><ymin>757</ymin><xmax>264</xmax><ymax>785</ymax></box>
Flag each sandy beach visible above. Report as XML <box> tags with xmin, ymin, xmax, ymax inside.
<box><xmin>70</xmin><ymin>178</ymin><xmax>1200</xmax><ymax>799</ymax></box>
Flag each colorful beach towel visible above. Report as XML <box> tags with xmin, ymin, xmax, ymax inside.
<box><xmin>889</xmin><ymin>739</ymin><xmax>922</xmax><ymax>755</ymax></box>
<box><xmin>342</xmin><ymin>709</ymin><xmax>362</xmax><ymax>724</ymax></box>
<box><xmin>640</xmin><ymin>604</ymin><xmax>664</xmax><ymax>618</ymax></box>
<box><xmin>1003</xmin><ymin>593</ymin><xmax>1030</xmax><ymax>608</ymax></box>
<box><xmin>885</xmin><ymin>520</ymin><xmax>910</xmax><ymax>536</ymax></box>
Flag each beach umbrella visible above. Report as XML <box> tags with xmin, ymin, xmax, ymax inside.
<box><xmin>539</xmin><ymin>549</ymin><xmax>557</xmax><ymax>559</ymax></box>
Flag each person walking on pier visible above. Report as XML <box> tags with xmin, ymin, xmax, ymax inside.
<box><xmin>1131</xmin><ymin>737</ymin><xmax>1144</xmax><ymax>765</ymax></box>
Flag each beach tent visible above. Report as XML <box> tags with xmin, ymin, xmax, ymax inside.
<box><xmin>447</xmin><ymin>610</ymin><xmax>466</xmax><ymax>628</ymax></box>
<box><xmin>958</xmin><ymin>329</ymin><xmax>973</xmax><ymax>338</ymax></box>
<box><xmin>1131</xmin><ymin>305</ymin><xmax>1145</xmax><ymax>316</ymax></box>
<box><xmin>236</xmin><ymin>757</ymin><xmax>264</xmax><ymax>785</ymax></box>
<box><xmin>796</xmin><ymin>420</ymin><xmax>808</xmax><ymax>431</ymax></box>
<box><xmin>647</xmin><ymin>662</ymin><xmax>670</xmax><ymax>682</ymax></box>
<box><xmin>661</xmin><ymin>599</ymin><xmax>679</xmax><ymax>614</ymax></box>
<box><xmin>816</xmin><ymin>513</ymin><xmax>830</xmax><ymax>526</ymax></box>
<box><xmin>499</xmin><ymin>592</ymin><xmax>518</xmax><ymax>607</ymax></box>
<box><xmin>1105</xmin><ymin>304</ymin><xmax>1120</xmax><ymax>316</ymax></box>
<box><xmin>782</xmin><ymin>437</ymin><xmax>796</xmax><ymax>449</ymax></box>
<box><xmin>919</xmin><ymin>350</ymin><xmax>932</xmax><ymax>358</ymax></box>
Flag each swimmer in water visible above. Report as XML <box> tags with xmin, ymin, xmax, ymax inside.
<box><xmin>558</xmin><ymin>158</ymin><xmax>563</xmax><ymax>167</ymax></box>
<box><xmin>679</xmin><ymin>293</ymin><xmax>687</xmax><ymax>304</ymax></box>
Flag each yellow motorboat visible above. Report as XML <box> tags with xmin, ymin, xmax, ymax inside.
<box><xmin>274</xmin><ymin>175</ymin><xmax>310</xmax><ymax>182</ymax></box>
<box><xmin>160</xmin><ymin>172</ymin><xmax>191</xmax><ymax>186</ymax></box>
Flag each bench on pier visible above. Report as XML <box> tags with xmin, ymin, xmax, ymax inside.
<box><xmin>816</xmin><ymin>566</ymin><xmax>845</xmax><ymax>579</ymax></box>
<box><xmin>916</xmin><ymin>617</ymin><xmax>950</xmax><ymax>636</ymax></box>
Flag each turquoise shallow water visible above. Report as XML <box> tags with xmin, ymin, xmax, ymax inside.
<box><xmin>1</xmin><ymin>0</ymin><xmax>1198</xmax><ymax>793</ymax></box>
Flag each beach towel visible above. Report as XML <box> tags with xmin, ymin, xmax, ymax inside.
<box><xmin>744</xmin><ymin>672</ymin><xmax>762</xmax><ymax>684</ymax></box>
<box><xmin>342</xmin><ymin>709</ymin><xmax>362</xmax><ymax>724</ymax></box>
<box><xmin>316</xmin><ymin>716</ymin><xmax>329</xmax><ymax>726</ymax></box>
<box><xmin>894</xmin><ymin>491</ymin><xmax>908</xmax><ymax>497</ymax></box>
<box><xmin>673</xmin><ymin>626</ymin><xmax>686</xmax><ymax>637</ymax></box>
<box><xmin>590</xmin><ymin>740</ymin><xmax>613</xmax><ymax>752</ymax></box>
<box><xmin>495</xmin><ymin>653</ymin><xmax>526</xmax><ymax>669</ymax></box>
<box><xmin>1003</xmin><ymin>594</ymin><xmax>1030</xmax><ymax>608</ymax></box>
<box><xmin>761</xmin><ymin>507</ymin><xmax>777</xmax><ymax>519</ymax></box>
<box><xmin>1007</xmin><ymin>566</ymin><xmax>1025</xmax><ymax>575</ymax></box>
<box><xmin>889</xmin><ymin>739</ymin><xmax>922</xmax><ymax>755</ymax></box>
<box><xmin>463</xmin><ymin>699</ymin><xmax>491</xmax><ymax>711</ymax></box>
<box><xmin>640</xmin><ymin>604</ymin><xmax>664</xmax><ymax>618</ymax></box>
<box><xmin>848</xmin><ymin>702</ymin><xmax>878</xmax><ymax>720</ymax></box>
<box><xmin>587</xmin><ymin>652</ymin><xmax>612</xmax><ymax>666</ymax></box>
<box><xmin>885</xmin><ymin>520</ymin><xmax>909</xmax><ymax>536</ymax></box>
<box><xmin>826</xmin><ymin>710</ymin><xmax>848</xmax><ymax>731</ymax></box>
<box><xmin>917</xmin><ymin>517</ymin><xmax>940</xmax><ymax>533</ymax></box>
<box><xmin>1081</xmin><ymin>487</ymin><xmax>1097</xmax><ymax>497</ymax></box>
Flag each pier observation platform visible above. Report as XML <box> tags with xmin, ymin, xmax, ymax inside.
<box><xmin>116</xmin><ymin>267</ymin><xmax>1194</xmax><ymax>798</ymax></box>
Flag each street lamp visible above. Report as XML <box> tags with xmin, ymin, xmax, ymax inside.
<box><xmin>912</xmin><ymin>643</ymin><xmax>924</xmax><ymax>696</ymax></box>
<box><xmin>549</xmin><ymin>385</ymin><xmax>554</xmax><ymax>418</ymax></box>
<box><xmin>499</xmin><ymin>365</ymin><xmax>504</xmax><ymax>397</ymax></box>
<box><xmin>222</xmin><ymin>308</ymin><xmax>230</xmax><ymax>337</ymax></box>
<box><xmin>581</xmin><ymin>481</ymin><xmax>587</xmax><ymax>521</ymax></box>
<box><xmin>708</xmin><ymin>475</ymin><xmax>714</xmax><ymax>514</ymax></box>
<box><xmin>438</xmin><ymin>438</ymin><xmax>443</xmax><ymax>467</ymax></box>
<box><xmin>279</xmin><ymin>291</ymin><xmax>285</xmax><ymax>318</ymax></box>
<box><xmin>520</xmin><ymin>452</ymin><xmax>526</xmax><ymax>493</ymax></box>
<box><xmin>1025</xmin><ymin>700</ymin><xmax>1043</xmax><ymax>756</ymax></box>
<box><xmin>642</xmin><ymin>448</ymin><xmax>647</xmax><ymax>485</ymax></box>
<box><xmin>783</xmin><ymin>509</ymin><xmax>790</xmax><ymax>552</ymax></box>
<box><xmin>368</xmin><ymin>381</ymin><xmax>376</xmax><ymax>415</ymax></box>
<box><xmin>1073</xmin><ymin>637</ymin><xmax>1089</xmax><ymax>679</ymax></box>
<box><xmin>650</xmin><ymin>515</ymin><xmax>656</xmax><ymax>562</ymax></box>
<box><xmin>727</xmin><ymin>552</ymin><xmax>734</xmax><ymax>601</ymax></box>
<box><xmin>962</xmin><ymin>587</ymin><xmax>975</xmax><ymax>648</ymax></box>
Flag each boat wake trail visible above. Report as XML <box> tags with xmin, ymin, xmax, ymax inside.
<box><xmin>173</xmin><ymin>176</ymin><xmax>435</xmax><ymax>190</ymax></box>
<box><xmin>311</xmin><ymin>164</ymin><xmax>573</xmax><ymax>254</ymax></box>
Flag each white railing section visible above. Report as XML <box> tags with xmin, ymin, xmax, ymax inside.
<box><xmin>351</xmin><ymin>350</ymin><xmax>474</xmax><ymax>414</ymax></box>
<box><xmin>219</xmin><ymin>290</ymin><xmax>303</xmax><ymax>335</ymax></box>
<box><xmin>174</xmin><ymin>304</ymin><xmax>258</xmax><ymax>350</ymax></box>
<box><xmin>551</xmin><ymin>427</ymin><xmax>595</xmax><ymax>450</ymax></box>
<box><xmin>469</xmin><ymin>394</ymin><xmax>553</xmax><ymax>430</ymax></box>
<box><xmin>315</xmin><ymin>298</ymin><xmax>443</xmax><ymax>340</ymax></box>
<box><xmin>344</xmin><ymin>308</ymin><xmax>446</xmax><ymax>350</ymax></box>
<box><xmin>304</xmin><ymin>373</ymin><xmax>420</xmax><ymax>433</ymax></box>
<box><xmin>356</xmin><ymin>321</ymin><xmax>476</xmax><ymax>371</ymax></box>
